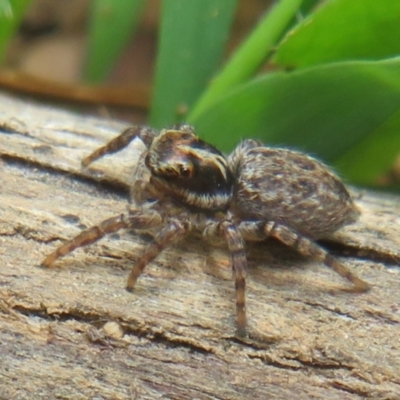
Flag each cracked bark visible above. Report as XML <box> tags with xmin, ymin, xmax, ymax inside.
<box><xmin>0</xmin><ymin>92</ymin><xmax>400</xmax><ymax>400</ymax></box>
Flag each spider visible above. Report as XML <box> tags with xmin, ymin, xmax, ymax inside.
<box><xmin>40</xmin><ymin>124</ymin><xmax>370</xmax><ymax>336</ymax></box>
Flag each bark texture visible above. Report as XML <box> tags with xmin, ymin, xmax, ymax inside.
<box><xmin>0</xmin><ymin>92</ymin><xmax>400</xmax><ymax>399</ymax></box>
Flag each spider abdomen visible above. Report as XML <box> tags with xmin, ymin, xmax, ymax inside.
<box><xmin>232</xmin><ymin>146</ymin><xmax>359</xmax><ymax>239</ymax></box>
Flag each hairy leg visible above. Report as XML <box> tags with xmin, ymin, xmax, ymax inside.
<box><xmin>40</xmin><ymin>215</ymin><xmax>128</xmax><ymax>268</ymax></box>
<box><xmin>204</xmin><ymin>220</ymin><xmax>248</xmax><ymax>336</ymax></box>
<box><xmin>82</xmin><ymin>126</ymin><xmax>157</xmax><ymax>167</ymax></box>
<box><xmin>126</xmin><ymin>218</ymin><xmax>191</xmax><ymax>291</ymax></box>
<box><xmin>40</xmin><ymin>209</ymin><xmax>163</xmax><ymax>268</ymax></box>
<box><xmin>238</xmin><ymin>221</ymin><xmax>370</xmax><ymax>292</ymax></box>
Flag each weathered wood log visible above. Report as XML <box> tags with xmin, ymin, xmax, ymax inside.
<box><xmin>0</xmin><ymin>92</ymin><xmax>399</xmax><ymax>399</ymax></box>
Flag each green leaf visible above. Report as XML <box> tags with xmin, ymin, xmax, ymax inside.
<box><xmin>84</xmin><ymin>0</ymin><xmax>145</xmax><ymax>83</ymax></box>
<box><xmin>274</xmin><ymin>0</ymin><xmax>400</xmax><ymax>69</ymax></box>
<box><xmin>298</xmin><ymin>0</ymin><xmax>322</xmax><ymax>16</ymax></box>
<box><xmin>190</xmin><ymin>58</ymin><xmax>400</xmax><ymax>178</ymax></box>
<box><xmin>0</xmin><ymin>0</ymin><xmax>31</xmax><ymax>63</ymax></box>
<box><xmin>188</xmin><ymin>0</ymin><xmax>303</xmax><ymax>121</ymax></box>
<box><xmin>335</xmin><ymin>108</ymin><xmax>400</xmax><ymax>185</ymax></box>
<box><xmin>149</xmin><ymin>0</ymin><xmax>238</xmax><ymax>128</ymax></box>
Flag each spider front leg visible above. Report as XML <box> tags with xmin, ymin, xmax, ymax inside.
<box><xmin>40</xmin><ymin>209</ymin><xmax>162</xmax><ymax>269</ymax></box>
<box><xmin>40</xmin><ymin>215</ymin><xmax>128</xmax><ymax>268</ymax></box>
<box><xmin>204</xmin><ymin>220</ymin><xmax>248</xmax><ymax>337</ymax></box>
<box><xmin>126</xmin><ymin>217</ymin><xmax>191</xmax><ymax>291</ymax></box>
<box><xmin>82</xmin><ymin>126</ymin><xmax>157</xmax><ymax>167</ymax></box>
<box><xmin>238</xmin><ymin>221</ymin><xmax>370</xmax><ymax>292</ymax></box>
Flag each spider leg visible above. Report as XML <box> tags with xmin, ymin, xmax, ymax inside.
<box><xmin>40</xmin><ymin>209</ymin><xmax>163</xmax><ymax>269</ymax></box>
<box><xmin>204</xmin><ymin>220</ymin><xmax>248</xmax><ymax>336</ymax></box>
<box><xmin>126</xmin><ymin>218</ymin><xmax>191</xmax><ymax>291</ymax></box>
<box><xmin>238</xmin><ymin>221</ymin><xmax>370</xmax><ymax>292</ymax></box>
<box><xmin>40</xmin><ymin>215</ymin><xmax>128</xmax><ymax>268</ymax></box>
<box><xmin>82</xmin><ymin>126</ymin><xmax>157</xmax><ymax>167</ymax></box>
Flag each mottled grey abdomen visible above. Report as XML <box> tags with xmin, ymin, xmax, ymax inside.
<box><xmin>231</xmin><ymin>146</ymin><xmax>359</xmax><ymax>239</ymax></box>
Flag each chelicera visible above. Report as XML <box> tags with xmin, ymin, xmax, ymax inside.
<box><xmin>40</xmin><ymin>124</ymin><xmax>370</xmax><ymax>336</ymax></box>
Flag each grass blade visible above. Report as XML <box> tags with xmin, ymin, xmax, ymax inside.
<box><xmin>150</xmin><ymin>0</ymin><xmax>238</xmax><ymax>128</ymax></box>
<box><xmin>0</xmin><ymin>0</ymin><xmax>31</xmax><ymax>63</ymax></box>
<box><xmin>188</xmin><ymin>0</ymin><xmax>303</xmax><ymax>121</ymax></box>
<box><xmin>84</xmin><ymin>0</ymin><xmax>146</xmax><ymax>83</ymax></box>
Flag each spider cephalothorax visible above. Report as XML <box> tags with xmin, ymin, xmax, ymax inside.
<box><xmin>41</xmin><ymin>124</ymin><xmax>370</xmax><ymax>336</ymax></box>
<box><xmin>144</xmin><ymin>126</ymin><xmax>234</xmax><ymax>212</ymax></box>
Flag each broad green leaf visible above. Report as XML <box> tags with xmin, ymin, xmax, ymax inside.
<box><xmin>274</xmin><ymin>0</ymin><xmax>400</xmax><ymax>69</ymax></box>
<box><xmin>0</xmin><ymin>0</ymin><xmax>31</xmax><ymax>63</ymax></box>
<box><xmin>84</xmin><ymin>0</ymin><xmax>145</xmax><ymax>83</ymax></box>
<box><xmin>298</xmin><ymin>0</ymin><xmax>322</xmax><ymax>15</ymax></box>
<box><xmin>189</xmin><ymin>0</ymin><xmax>303</xmax><ymax>121</ymax></box>
<box><xmin>190</xmin><ymin>58</ymin><xmax>400</xmax><ymax>172</ymax></box>
<box><xmin>335</xmin><ymin>108</ymin><xmax>400</xmax><ymax>185</ymax></box>
<box><xmin>150</xmin><ymin>0</ymin><xmax>238</xmax><ymax>128</ymax></box>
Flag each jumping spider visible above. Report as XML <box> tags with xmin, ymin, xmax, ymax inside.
<box><xmin>41</xmin><ymin>124</ymin><xmax>370</xmax><ymax>336</ymax></box>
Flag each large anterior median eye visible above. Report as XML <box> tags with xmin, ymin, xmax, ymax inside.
<box><xmin>177</xmin><ymin>163</ymin><xmax>193</xmax><ymax>178</ymax></box>
<box><xmin>164</xmin><ymin>166</ymin><xmax>175</xmax><ymax>175</ymax></box>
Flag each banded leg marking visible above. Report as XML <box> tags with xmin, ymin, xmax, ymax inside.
<box><xmin>82</xmin><ymin>126</ymin><xmax>157</xmax><ymax>167</ymax></box>
<box><xmin>126</xmin><ymin>219</ymin><xmax>191</xmax><ymax>291</ymax></box>
<box><xmin>239</xmin><ymin>221</ymin><xmax>370</xmax><ymax>292</ymax></box>
<box><xmin>218</xmin><ymin>221</ymin><xmax>248</xmax><ymax>337</ymax></box>
<box><xmin>40</xmin><ymin>215</ymin><xmax>127</xmax><ymax>268</ymax></box>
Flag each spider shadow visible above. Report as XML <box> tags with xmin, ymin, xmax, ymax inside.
<box><xmin>190</xmin><ymin>235</ymin><xmax>310</xmax><ymax>287</ymax></box>
<box><xmin>202</xmin><ymin>237</ymin><xmax>358</xmax><ymax>296</ymax></box>
<box><xmin>43</xmin><ymin>229</ymin><xmax>356</xmax><ymax>298</ymax></box>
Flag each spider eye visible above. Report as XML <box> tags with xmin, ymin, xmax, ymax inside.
<box><xmin>178</xmin><ymin>164</ymin><xmax>193</xmax><ymax>178</ymax></box>
<box><xmin>165</xmin><ymin>166</ymin><xmax>175</xmax><ymax>175</ymax></box>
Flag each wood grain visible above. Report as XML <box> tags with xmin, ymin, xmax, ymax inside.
<box><xmin>0</xmin><ymin>92</ymin><xmax>400</xmax><ymax>399</ymax></box>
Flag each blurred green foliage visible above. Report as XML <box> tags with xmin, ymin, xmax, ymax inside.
<box><xmin>149</xmin><ymin>0</ymin><xmax>238</xmax><ymax>128</ymax></box>
<box><xmin>84</xmin><ymin>0</ymin><xmax>146</xmax><ymax>83</ymax></box>
<box><xmin>0</xmin><ymin>0</ymin><xmax>31</xmax><ymax>63</ymax></box>
<box><xmin>1</xmin><ymin>0</ymin><xmax>400</xmax><ymax>186</ymax></box>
